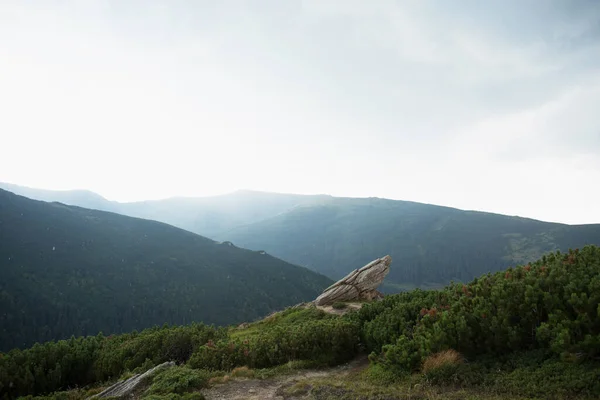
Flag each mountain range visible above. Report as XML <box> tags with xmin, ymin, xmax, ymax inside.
<box><xmin>0</xmin><ymin>189</ymin><xmax>331</xmax><ymax>350</ymax></box>
<box><xmin>2</xmin><ymin>182</ymin><xmax>600</xmax><ymax>292</ymax></box>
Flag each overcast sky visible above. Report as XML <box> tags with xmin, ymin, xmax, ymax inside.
<box><xmin>1</xmin><ymin>0</ymin><xmax>599</xmax><ymax>224</ymax></box>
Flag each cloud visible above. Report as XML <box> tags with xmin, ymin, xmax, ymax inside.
<box><xmin>0</xmin><ymin>0</ymin><xmax>598</xmax><ymax>223</ymax></box>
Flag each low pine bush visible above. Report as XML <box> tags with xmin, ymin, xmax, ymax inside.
<box><xmin>145</xmin><ymin>366</ymin><xmax>210</xmax><ymax>396</ymax></box>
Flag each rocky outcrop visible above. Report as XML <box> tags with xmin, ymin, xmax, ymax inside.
<box><xmin>88</xmin><ymin>361</ymin><xmax>175</xmax><ymax>399</ymax></box>
<box><xmin>314</xmin><ymin>255</ymin><xmax>391</xmax><ymax>306</ymax></box>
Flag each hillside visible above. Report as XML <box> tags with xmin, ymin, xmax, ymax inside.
<box><xmin>221</xmin><ymin>197</ymin><xmax>600</xmax><ymax>289</ymax></box>
<box><xmin>3</xmin><ymin>183</ymin><xmax>600</xmax><ymax>290</ymax></box>
<box><xmin>0</xmin><ymin>189</ymin><xmax>332</xmax><ymax>351</ymax></box>
<box><xmin>2</xmin><ymin>246</ymin><xmax>599</xmax><ymax>400</ymax></box>
<box><xmin>0</xmin><ymin>183</ymin><xmax>327</xmax><ymax>237</ymax></box>
<box><xmin>0</xmin><ymin>182</ymin><xmax>119</xmax><ymax>213</ymax></box>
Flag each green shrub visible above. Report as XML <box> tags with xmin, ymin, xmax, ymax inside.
<box><xmin>363</xmin><ymin>363</ymin><xmax>405</xmax><ymax>384</ymax></box>
<box><xmin>145</xmin><ymin>366</ymin><xmax>210</xmax><ymax>396</ymax></box>
<box><xmin>332</xmin><ymin>302</ymin><xmax>347</xmax><ymax>310</ymax></box>
<box><xmin>0</xmin><ymin>323</ymin><xmax>223</xmax><ymax>399</ymax></box>
<box><xmin>189</xmin><ymin>318</ymin><xmax>360</xmax><ymax>371</ymax></box>
<box><xmin>421</xmin><ymin>349</ymin><xmax>600</xmax><ymax>398</ymax></box>
<box><xmin>4</xmin><ymin>247</ymin><xmax>600</xmax><ymax>400</ymax></box>
<box><xmin>362</xmin><ymin>246</ymin><xmax>600</xmax><ymax>374</ymax></box>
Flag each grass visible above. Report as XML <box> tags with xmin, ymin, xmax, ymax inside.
<box><xmin>15</xmin><ymin>384</ymin><xmax>109</xmax><ymax>400</ymax></box>
<box><xmin>253</xmin><ymin>359</ymin><xmax>326</xmax><ymax>379</ymax></box>
<box><xmin>208</xmin><ymin>375</ymin><xmax>230</xmax><ymax>385</ymax></box>
<box><xmin>229</xmin><ymin>305</ymin><xmax>332</xmax><ymax>340</ymax></box>
<box><xmin>421</xmin><ymin>349</ymin><xmax>463</xmax><ymax>373</ymax></box>
<box><xmin>230</xmin><ymin>366</ymin><xmax>255</xmax><ymax>378</ymax></box>
<box><xmin>144</xmin><ymin>366</ymin><xmax>210</xmax><ymax>396</ymax></box>
<box><xmin>282</xmin><ymin>381</ymin><xmax>312</xmax><ymax>396</ymax></box>
<box><xmin>276</xmin><ymin>349</ymin><xmax>600</xmax><ymax>400</ymax></box>
<box><xmin>204</xmin><ymin>359</ymin><xmax>323</xmax><ymax>386</ymax></box>
<box><xmin>19</xmin><ymin>351</ymin><xmax>600</xmax><ymax>400</ymax></box>
<box><xmin>302</xmin><ymin>371</ymin><xmax>536</xmax><ymax>400</ymax></box>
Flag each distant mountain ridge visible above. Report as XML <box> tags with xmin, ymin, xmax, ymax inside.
<box><xmin>2</xmin><ymin>182</ymin><xmax>599</xmax><ymax>291</ymax></box>
<box><xmin>0</xmin><ymin>182</ymin><xmax>117</xmax><ymax>212</ymax></box>
<box><xmin>0</xmin><ymin>182</ymin><xmax>330</xmax><ymax>236</ymax></box>
<box><xmin>0</xmin><ymin>189</ymin><xmax>332</xmax><ymax>350</ymax></box>
<box><xmin>220</xmin><ymin>197</ymin><xmax>600</xmax><ymax>290</ymax></box>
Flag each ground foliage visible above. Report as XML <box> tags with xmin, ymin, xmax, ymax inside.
<box><xmin>2</xmin><ymin>246</ymin><xmax>599</xmax><ymax>399</ymax></box>
<box><xmin>354</xmin><ymin>246</ymin><xmax>600</xmax><ymax>373</ymax></box>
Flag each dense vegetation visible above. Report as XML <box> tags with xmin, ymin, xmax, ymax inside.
<box><xmin>0</xmin><ymin>189</ymin><xmax>332</xmax><ymax>351</ymax></box>
<box><xmin>0</xmin><ymin>323</ymin><xmax>225</xmax><ymax>398</ymax></box>
<box><xmin>2</xmin><ymin>246</ymin><xmax>599</xmax><ymax>399</ymax></box>
<box><xmin>0</xmin><ymin>307</ymin><xmax>358</xmax><ymax>399</ymax></box>
<box><xmin>5</xmin><ymin>183</ymin><xmax>599</xmax><ymax>290</ymax></box>
<box><xmin>356</xmin><ymin>245</ymin><xmax>600</xmax><ymax>370</ymax></box>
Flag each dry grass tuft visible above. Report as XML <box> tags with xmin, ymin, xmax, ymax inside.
<box><xmin>284</xmin><ymin>382</ymin><xmax>312</xmax><ymax>396</ymax></box>
<box><xmin>208</xmin><ymin>366</ymin><xmax>254</xmax><ymax>386</ymax></box>
<box><xmin>208</xmin><ymin>375</ymin><xmax>230</xmax><ymax>385</ymax></box>
<box><xmin>231</xmin><ymin>366</ymin><xmax>255</xmax><ymax>378</ymax></box>
<box><xmin>422</xmin><ymin>349</ymin><xmax>463</xmax><ymax>373</ymax></box>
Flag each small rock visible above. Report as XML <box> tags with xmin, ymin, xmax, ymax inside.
<box><xmin>87</xmin><ymin>361</ymin><xmax>175</xmax><ymax>399</ymax></box>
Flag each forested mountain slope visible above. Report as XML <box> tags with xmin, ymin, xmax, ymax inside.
<box><xmin>3</xmin><ymin>183</ymin><xmax>600</xmax><ymax>291</ymax></box>
<box><xmin>221</xmin><ymin>197</ymin><xmax>600</xmax><ymax>289</ymax></box>
<box><xmin>0</xmin><ymin>189</ymin><xmax>332</xmax><ymax>351</ymax></box>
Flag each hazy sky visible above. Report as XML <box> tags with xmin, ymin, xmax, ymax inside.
<box><xmin>1</xmin><ymin>1</ymin><xmax>599</xmax><ymax>224</ymax></box>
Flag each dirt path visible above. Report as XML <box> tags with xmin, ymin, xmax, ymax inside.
<box><xmin>201</xmin><ymin>356</ymin><xmax>369</xmax><ymax>400</ymax></box>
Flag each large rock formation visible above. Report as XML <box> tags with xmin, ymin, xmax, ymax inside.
<box><xmin>88</xmin><ymin>361</ymin><xmax>175</xmax><ymax>399</ymax></box>
<box><xmin>314</xmin><ymin>255</ymin><xmax>391</xmax><ymax>306</ymax></box>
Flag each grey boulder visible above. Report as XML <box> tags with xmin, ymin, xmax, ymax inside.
<box><xmin>314</xmin><ymin>255</ymin><xmax>391</xmax><ymax>306</ymax></box>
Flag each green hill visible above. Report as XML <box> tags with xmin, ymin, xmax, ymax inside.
<box><xmin>0</xmin><ymin>189</ymin><xmax>332</xmax><ymax>351</ymax></box>
<box><xmin>2</xmin><ymin>246</ymin><xmax>599</xmax><ymax>400</ymax></box>
<box><xmin>3</xmin><ymin>183</ymin><xmax>600</xmax><ymax>290</ymax></box>
<box><xmin>221</xmin><ymin>196</ymin><xmax>600</xmax><ymax>289</ymax></box>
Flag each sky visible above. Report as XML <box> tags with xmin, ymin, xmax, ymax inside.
<box><xmin>1</xmin><ymin>0</ymin><xmax>599</xmax><ymax>224</ymax></box>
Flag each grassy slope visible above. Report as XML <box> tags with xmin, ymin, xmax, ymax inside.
<box><xmin>4</xmin><ymin>246</ymin><xmax>599</xmax><ymax>400</ymax></box>
<box><xmin>0</xmin><ymin>189</ymin><xmax>332</xmax><ymax>351</ymax></box>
